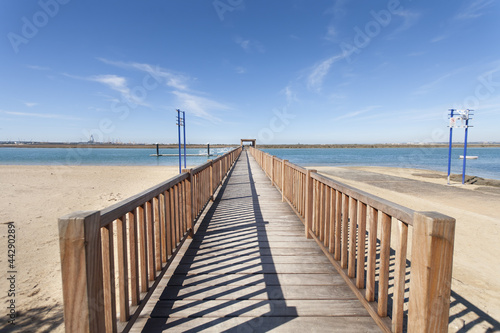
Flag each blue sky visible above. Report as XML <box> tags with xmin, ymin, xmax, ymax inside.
<box><xmin>1</xmin><ymin>0</ymin><xmax>499</xmax><ymax>144</ymax></box>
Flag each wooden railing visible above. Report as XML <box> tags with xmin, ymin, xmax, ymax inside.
<box><xmin>249</xmin><ymin>147</ymin><xmax>455</xmax><ymax>333</ymax></box>
<box><xmin>58</xmin><ymin>147</ymin><xmax>242</xmax><ymax>333</ymax></box>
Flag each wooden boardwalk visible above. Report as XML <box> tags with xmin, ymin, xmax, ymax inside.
<box><xmin>131</xmin><ymin>150</ymin><xmax>380</xmax><ymax>332</ymax></box>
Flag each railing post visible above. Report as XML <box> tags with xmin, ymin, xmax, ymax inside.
<box><xmin>182</xmin><ymin>169</ymin><xmax>194</xmax><ymax>238</ymax></box>
<box><xmin>270</xmin><ymin>156</ymin><xmax>275</xmax><ymax>185</ymax></box>
<box><xmin>282</xmin><ymin>160</ymin><xmax>287</xmax><ymax>202</ymax></box>
<box><xmin>208</xmin><ymin>160</ymin><xmax>214</xmax><ymax>201</ymax></box>
<box><xmin>305</xmin><ymin>169</ymin><xmax>316</xmax><ymax>239</ymax></box>
<box><xmin>58</xmin><ymin>211</ymin><xmax>105</xmax><ymax>333</ymax></box>
<box><xmin>408</xmin><ymin>212</ymin><xmax>455</xmax><ymax>332</ymax></box>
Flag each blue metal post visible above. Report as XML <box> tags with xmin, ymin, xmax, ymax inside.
<box><xmin>447</xmin><ymin>109</ymin><xmax>454</xmax><ymax>185</ymax></box>
<box><xmin>177</xmin><ymin>109</ymin><xmax>182</xmax><ymax>174</ymax></box>
<box><xmin>182</xmin><ymin>111</ymin><xmax>186</xmax><ymax>169</ymax></box>
<box><xmin>462</xmin><ymin>115</ymin><xmax>470</xmax><ymax>184</ymax></box>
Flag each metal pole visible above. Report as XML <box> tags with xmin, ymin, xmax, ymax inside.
<box><xmin>183</xmin><ymin>111</ymin><xmax>186</xmax><ymax>169</ymax></box>
<box><xmin>462</xmin><ymin>115</ymin><xmax>470</xmax><ymax>185</ymax></box>
<box><xmin>177</xmin><ymin>109</ymin><xmax>181</xmax><ymax>174</ymax></box>
<box><xmin>156</xmin><ymin>143</ymin><xmax>159</xmax><ymax>156</ymax></box>
<box><xmin>447</xmin><ymin>109</ymin><xmax>454</xmax><ymax>185</ymax></box>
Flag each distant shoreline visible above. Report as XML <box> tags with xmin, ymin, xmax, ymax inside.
<box><xmin>1</xmin><ymin>143</ymin><xmax>500</xmax><ymax>149</ymax></box>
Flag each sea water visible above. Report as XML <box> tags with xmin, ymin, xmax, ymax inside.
<box><xmin>1</xmin><ymin>147</ymin><xmax>499</xmax><ymax>180</ymax></box>
<box><xmin>262</xmin><ymin>147</ymin><xmax>500</xmax><ymax>180</ymax></box>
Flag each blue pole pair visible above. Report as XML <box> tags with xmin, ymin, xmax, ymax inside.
<box><xmin>177</xmin><ymin>109</ymin><xmax>187</xmax><ymax>174</ymax></box>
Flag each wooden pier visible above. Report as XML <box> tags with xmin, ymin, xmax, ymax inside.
<box><xmin>130</xmin><ymin>150</ymin><xmax>379</xmax><ymax>332</ymax></box>
<box><xmin>58</xmin><ymin>143</ymin><xmax>456</xmax><ymax>332</ymax></box>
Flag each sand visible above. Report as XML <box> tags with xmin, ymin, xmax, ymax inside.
<box><xmin>0</xmin><ymin>165</ymin><xmax>180</xmax><ymax>332</ymax></box>
<box><xmin>1</xmin><ymin>164</ymin><xmax>499</xmax><ymax>332</ymax></box>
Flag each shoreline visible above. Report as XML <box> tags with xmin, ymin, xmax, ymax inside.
<box><xmin>1</xmin><ymin>143</ymin><xmax>500</xmax><ymax>149</ymax></box>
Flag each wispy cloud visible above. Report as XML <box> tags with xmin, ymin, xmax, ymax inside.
<box><xmin>171</xmin><ymin>91</ymin><xmax>230</xmax><ymax>123</ymax></box>
<box><xmin>26</xmin><ymin>65</ymin><xmax>50</xmax><ymax>71</ymax></box>
<box><xmin>235</xmin><ymin>66</ymin><xmax>246</xmax><ymax>74</ymax></box>
<box><xmin>333</xmin><ymin>105</ymin><xmax>381</xmax><ymax>121</ymax></box>
<box><xmin>23</xmin><ymin>102</ymin><xmax>38</xmax><ymax>107</ymax></box>
<box><xmin>0</xmin><ymin>109</ymin><xmax>81</xmax><ymax>120</ymax></box>
<box><xmin>307</xmin><ymin>54</ymin><xmax>345</xmax><ymax>92</ymax></box>
<box><xmin>282</xmin><ymin>85</ymin><xmax>297</xmax><ymax>106</ymax></box>
<box><xmin>88</xmin><ymin>74</ymin><xmax>130</xmax><ymax>95</ymax></box>
<box><xmin>455</xmin><ymin>0</ymin><xmax>494</xmax><ymax>20</ymax></box>
<box><xmin>97</xmin><ymin>58</ymin><xmax>190</xmax><ymax>91</ymax></box>
<box><xmin>387</xmin><ymin>10</ymin><xmax>420</xmax><ymax>39</ymax></box>
<box><xmin>324</xmin><ymin>25</ymin><xmax>337</xmax><ymax>42</ymax></box>
<box><xmin>430</xmin><ymin>34</ymin><xmax>447</xmax><ymax>43</ymax></box>
<box><xmin>234</xmin><ymin>37</ymin><xmax>265</xmax><ymax>53</ymax></box>
<box><xmin>413</xmin><ymin>69</ymin><xmax>461</xmax><ymax>95</ymax></box>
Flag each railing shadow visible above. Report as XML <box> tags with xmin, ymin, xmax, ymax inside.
<box><xmin>140</xmin><ymin>150</ymin><xmax>297</xmax><ymax>332</ymax></box>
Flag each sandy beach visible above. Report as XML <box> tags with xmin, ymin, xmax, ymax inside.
<box><xmin>1</xmin><ymin>164</ymin><xmax>499</xmax><ymax>332</ymax></box>
<box><xmin>0</xmin><ymin>165</ymin><xmax>180</xmax><ymax>332</ymax></box>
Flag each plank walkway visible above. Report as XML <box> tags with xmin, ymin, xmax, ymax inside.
<box><xmin>131</xmin><ymin>150</ymin><xmax>381</xmax><ymax>332</ymax></box>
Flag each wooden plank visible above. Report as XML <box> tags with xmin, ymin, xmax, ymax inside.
<box><xmin>392</xmin><ymin>220</ymin><xmax>408</xmax><ymax>333</ymax></box>
<box><xmin>100</xmin><ymin>173</ymin><xmax>188</xmax><ymax>226</ymax></box>
<box><xmin>149</xmin><ymin>299</ymin><xmax>369</xmax><ymax>317</ymax></box>
<box><xmin>101</xmin><ymin>223</ymin><xmax>117</xmax><ymax>333</ymax></box>
<box><xmin>160</xmin><ymin>193</ymin><xmax>167</xmax><ymax>264</ymax></box>
<box><xmin>356</xmin><ymin>202</ymin><xmax>367</xmax><ymax>289</ymax></box>
<box><xmin>128</xmin><ymin>211</ymin><xmax>140</xmax><ymax>306</ymax></box>
<box><xmin>328</xmin><ymin>188</ymin><xmax>335</xmax><ymax>253</ymax></box>
<box><xmin>133</xmin><ymin>317</ymin><xmax>381</xmax><ymax>333</ymax></box>
<box><xmin>408</xmin><ymin>212</ymin><xmax>455</xmax><ymax>332</ymax></box>
<box><xmin>153</xmin><ymin>197</ymin><xmax>161</xmax><ymax>272</ymax></box>
<box><xmin>334</xmin><ymin>190</ymin><xmax>341</xmax><ymax>261</ymax></box>
<box><xmin>146</xmin><ymin>200</ymin><xmax>155</xmax><ymax>281</ymax></box>
<box><xmin>138</xmin><ymin>205</ymin><xmax>148</xmax><ymax>293</ymax></box>
<box><xmin>58</xmin><ymin>211</ymin><xmax>105</xmax><ymax>333</ymax></box>
<box><xmin>366</xmin><ymin>206</ymin><xmax>378</xmax><ymax>302</ymax></box>
<box><xmin>311</xmin><ymin>172</ymin><xmax>414</xmax><ymax>225</ymax></box>
<box><xmin>377</xmin><ymin>212</ymin><xmax>391</xmax><ymax>317</ymax></box>
<box><xmin>348</xmin><ymin>197</ymin><xmax>357</xmax><ymax>278</ymax></box>
<box><xmin>341</xmin><ymin>193</ymin><xmax>348</xmax><ymax>269</ymax></box>
<box><xmin>116</xmin><ymin>216</ymin><xmax>130</xmax><ymax>322</ymax></box>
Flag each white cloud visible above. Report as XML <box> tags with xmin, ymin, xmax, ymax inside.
<box><xmin>235</xmin><ymin>66</ymin><xmax>246</xmax><ymax>74</ymax></box>
<box><xmin>97</xmin><ymin>58</ymin><xmax>190</xmax><ymax>91</ymax></box>
<box><xmin>234</xmin><ymin>37</ymin><xmax>265</xmax><ymax>53</ymax></box>
<box><xmin>413</xmin><ymin>70</ymin><xmax>461</xmax><ymax>95</ymax></box>
<box><xmin>333</xmin><ymin>105</ymin><xmax>381</xmax><ymax>121</ymax></box>
<box><xmin>23</xmin><ymin>102</ymin><xmax>38</xmax><ymax>107</ymax></box>
<box><xmin>307</xmin><ymin>54</ymin><xmax>345</xmax><ymax>92</ymax></box>
<box><xmin>89</xmin><ymin>74</ymin><xmax>130</xmax><ymax>96</ymax></box>
<box><xmin>0</xmin><ymin>109</ymin><xmax>81</xmax><ymax>120</ymax></box>
<box><xmin>26</xmin><ymin>65</ymin><xmax>50</xmax><ymax>71</ymax></box>
<box><xmin>171</xmin><ymin>91</ymin><xmax>230</xmax><ymax>123</ymax></box>
<box><xmin>324</xmin><ymin>25</ymin><xmax>337</xmax><ymax>42</ymax></box>
<box><xmin>387</xmin><ymin>10</ymin><xmax>420</xmax><ymax>39</ymax></box>
<box><xmin>455</xmin><ymin>0</ymin><xmax>494</xmax><ymax>20</ymax></box>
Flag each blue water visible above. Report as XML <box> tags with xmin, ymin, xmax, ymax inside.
<box><xmin>0</xmin><ymin>147</ymin><xmax>234</xmax><ymax>167</ymax></box>
<box><xmin>1</xmin><ymin>147</ymin><xmax>499</xmax><ymax>180</ymax></box>
<box><xmin>261</xmin><ymin>147</ymin><xmax>500</xmax><ymax>181</ymax></box>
